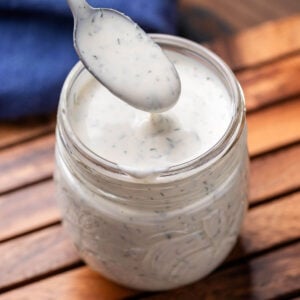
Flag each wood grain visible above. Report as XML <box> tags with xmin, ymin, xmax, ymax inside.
<box><xmin>0</xmin><ymin>13</ymin><xmax>299</xmax><ymax>300</ymax></box>
<box><xmin>1</xmin><ymin>236</ymin><xmax>299</xmax><ymax>299</ymax></box>
<box><xmin>249</xmin><ymin>143</ymin><xmax>300</xmax><ymax>203</ymax></box>
<box><xmin>208</xmin><ymin>14</ymin><xmax>300</xmax><ymax>69</ymax></box>
<box><xmin>0</xmin><ymin>141</ymin><xmax>299</xmax><ymax>243</ymax></box>
<box><xmin>0</xmin><ymin>267</ymin><xmax>135</xmax><ymax>300</ymax></box>
<box><xmin>0</xmin><ymin>117</ymin><xmax>55</xmax><ymax>150</ymax></box>
<box><xmin>0</xmin><ymin>190</ymin><xmax>299</xmax><ymax>295</ymax></box>
<box><xmin>238</xmin><ymin>54</ymin><xmax>300</xmax><ymax>111</ymax></box>
<box><xmin>230</xmin><ymin>191</ymin><xmax>300</xmax><ymax>261</ymax></box>
<box><xmin>0</xmin><ymin>95</ymin><xmax>298</xmax><ymax>197</ymax></box>
<box><xmin>0</xmin><ymin>96</ymin><xmax>299</xmax><ymax>200</ymax></box>
<box><xmin>142</xmin><ymin>243</ymin><xmax>300</xmax><ymax>300</ymax></box>
<box><xmin>0</xmin><ymin>134</ymin><xmax>54</xmax><ymax>194</ymax></box>
<box><xmin>0</xmin><ymin>18</ymin><xmax>299</xmax><ymax>158</ymax></box>
<box><xmin>0</xmin><ymin>180</ymin><xmax>59</xmax><ymax>242</ymax></box>
<box><xmin>0</xmin><ymin>225</ymin><xmax>80</xmax><ymax>292</ymax></box>
<box><xmin>247</xmin><ymin>97</ymin><xmax>300</xmax><ymax>156</ymax></box>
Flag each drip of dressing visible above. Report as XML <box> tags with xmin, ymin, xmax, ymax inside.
<box><xmin>68</xmin><ymin>0</ymin><xmax>181</xmax><ymax>113</ymax></box>
<box><xmin>70</xmin><ymin>50</ymin><xmax>233</xmax><ymax>178</ymax></box>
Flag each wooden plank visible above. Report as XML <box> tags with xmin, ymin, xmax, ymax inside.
<box><xmin>0</xmin><ymin>225</ymin><xmax>80</xmax><ymax>292</ymax></box>
<box><xmin>238</xmin><ymin>54</ymin><xmax>300</xmax><ymax>111</ymax></box>
<box><xmin>0</xmin><ymin>62</ymin><xmax>299</xmax><ymax>196</ymax></box>
<box><xmin>208</xmin><ymin>14</ymin><xmax>300</xmax><ymax>69</ymax></box>
<box><xmin>0</xmin><ymin>180</ymin><xmax>59</xmax><ymax>242</ymax></box>
<box><xmin>247</xmin><ymin>97</ymin><xmax>300</xmax><ymax>156</ymax></box>
<box><xmin>142</xmin><ymin>243</ymin><xmax>300</xmax><ymax>300</ymax></box>
<box><xmin>0</xmin><ymin>96</ymin><xmax>298</xmax><ymax>196</ymax></box>
<box><xmin>249</xmin><ymin>144</ymin><xmax>300</xmax><ymax>203</ymax></box>
<box><xmin>0</xmin><ymin>134</ymin><xmax>54</xmax><ymax>194</ymax></box>
<box><xmin>0</xmin><ymin>267</ymin><xmax>135</xmax><ymax>300</ymax></box>
<box><xmin>0</xmin><ymin>241</ymin><xmax>299</xmax><ymax>300</ymax></box>
<box><xmin>0</xmin><ymin>190</ymin><xmax>298</xmax><ymax>295</ymax></box>
<box><xmin>0</xmin><ymin>116</ymin><xmax>55</xmax><ymax>150</ymax></box>
<box><xmin>184</xmin><ymin>0</ymin><xmax>246</xmax><ymax>30</ymax></box>
<box><xmin>230</xmin><ymin>191</ymin><xmax>300</xmax><ymax>260</ymax></box>
<box><xmin>182</xmin><ymin>0</ymin><xmax>300</xmax><ymax>31</ymax></box>
<box><xmin>0</xmin><ymin>142</ymin><xmax>299</xmax><ymax>242</ymax></box>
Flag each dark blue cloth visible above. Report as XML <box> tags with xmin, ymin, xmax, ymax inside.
<box><xmin>0</xmin><ymin>0</ymin><xmax>178</xmax><ymax>120</ymax></box>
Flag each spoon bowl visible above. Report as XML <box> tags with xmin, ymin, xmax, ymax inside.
<box><xmin>67</xmin><ymin>0</ymin><xmax>181</xmax><ymax>113</ymax></box>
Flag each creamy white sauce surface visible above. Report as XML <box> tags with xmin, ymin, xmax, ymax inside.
<box><xmin>74</xmin><ymin>7</ymin><xmax>181</xmax><ymax>112</ymax></box>
<box><xmin>70</xmin><ymin>50</ymin><xmax>232</xmax><ymax>177</ymax></box>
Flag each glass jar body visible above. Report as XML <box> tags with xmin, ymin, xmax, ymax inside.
<box><xmin>55</xmin><ymin>34</ymin><xmax>248</xmax><ymax>291</ymax></box>
<box><xmin>55</xmin><ymin>129</ymin><xmax>248</xmax><ymax>291</ymax></box>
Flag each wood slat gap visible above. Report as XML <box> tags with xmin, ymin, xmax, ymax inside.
<box><xmin>0</xmin><ymin>190</ymin><xmax>299</xmax><ymax>296</ymax></box>
<box><xmin>221</xmin><ymin>238</ymin><xmax>300</xmax><ymax>271</ymax></box>
<box><xmin>207</xmin><ymin>14</ymin><xmax>300</xmax><ymax>70</ymax></box>
<box><xmin>0</xmin><ymin>261</ymin><xmax>84</xmax><ymax>295</ymax></box>
<box><xmin>0</xmin><ymin>115</ymin><xmax>56</xmax><ymax>150</ymax></box>
<box><xmin>249</xmin><ymin>139</ymin><xmax>300</xmax><ymax>160</ymax></box>
<box><xmin>136</xmin><ymin>242</ymin><xmax>300</xmax><ymax>299</ymax></box>
<box><xmin>0</xmin><ymin>175</ymin><xmax>52</xmax><ymax>198</ymax></box>
<box><xmin>233</xmin><ymin>49</ymin><xmax>300</xmax><ymax>73</ymax></box>
<box><xmin>126</xmin><ymin>237</ymin><xmax>300</xmax><ymax>300</ymax></box>
<box><xmin>8</xmin><ymin>234</ymin><xmax>300</xmax><ymax>300</ymax></box>
<box><xmin>249</xmin><ymin>186</ymin><xmax>300</xmax><ymax>208</ymax></box>
<box><xmin>247</xmin><ymin>97</ymin><xmax>300</xmax><ymax>156</ymax></box>
<box><xmin>0</xmin><ymin>220</ymin><xmax>61</xmax><ymax>245</ymax></box>
<box><xmin>246</xmin><ymin>93</ymin><xmax>300</xmax><ymax>116</ymax></box>
<box><xmin>0</xmin><ymin>129</ymin><xmax>55</xmax><ymax>153</ymax></box>
<box><xmin>272</xmin><ymin>289</ymin><xmax>300</xmax><ymax>300</ymax></box>
<box><xmin>0</xmin><ymin>134</ymin><xmax>55</xmax><ymax>194</ymax></box>
<box><xmin>0</xmin><ymin>225</ymin><xmax>82</xmax><ymax>294</ymax></box>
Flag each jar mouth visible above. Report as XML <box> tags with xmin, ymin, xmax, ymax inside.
<box><xmin>58</xmin><ymin>34</ymin><xmax>245</xmax><ymax>181</ymax></box>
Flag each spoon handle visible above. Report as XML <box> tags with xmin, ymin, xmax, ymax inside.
<box><xmin>67</xmin><ymin>0</ymin><xmax>92</xmax><ymax>19</ymax></box>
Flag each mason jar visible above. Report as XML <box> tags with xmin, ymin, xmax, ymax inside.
<box><xmin>55</xmin><ymin>34</ymin><xmax>248</xmax><ymax>291</ymax></box>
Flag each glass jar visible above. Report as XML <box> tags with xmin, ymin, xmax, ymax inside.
<box><xmin>55</xmin><ymin>34</ymin><xmax>248</xmax><ymax>291</ymax></box>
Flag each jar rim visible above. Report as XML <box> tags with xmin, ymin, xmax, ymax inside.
<box><xmin>58</xmin><ymin>34</ymin><xmax>246</xmax><ymax>181</ymax></box>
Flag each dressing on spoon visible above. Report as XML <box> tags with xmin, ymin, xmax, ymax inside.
<box><xmin>68</xmin><ymin>0</ymin><xmax>181</xmax><ymax>113</ymax></box>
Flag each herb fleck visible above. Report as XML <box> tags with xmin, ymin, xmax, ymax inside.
<box><xmin>165</xmin><ymin>233</ymin><xmax>172</xmax><ymax>239</ymax></box>
<box><xmin>166</xmin><ymin>137</ymin><xmax>175</xmax><ymax>148</ymax></box>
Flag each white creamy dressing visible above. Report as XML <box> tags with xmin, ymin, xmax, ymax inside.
<box><xmin>56</xmin><ymin>37</ymin><xmax>248</xmax><ymax>290</ymax></box>
<box><xmin>59</xmin><ymin>1</ymin><xmax>247</xmax><ymax>290</ymax></box>
<box><xmin>70</xmin><ymin>50</ymin><xmax>232</xmax><ymax>178</ymax></box>
<box><xmin>74</xmin><ymin>6</ymin><xmax>181</xmax><ymax>112</ymax></box>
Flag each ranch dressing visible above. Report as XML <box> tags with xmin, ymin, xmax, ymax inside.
<box><xmin>70</xmin><ymin>50</ymin><xmax>232</xmax><ymax>178</ymax></box>
<box><xmin>55</xmin><ymin>35</ymin><xmax>248</xmax><ymax>291</ymax></box>
<box><xmin>70</xmin><ymin>1</ymin><xmax>181</xmax><ymax>112</ymax></box>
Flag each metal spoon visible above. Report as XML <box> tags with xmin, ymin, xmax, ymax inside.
<box><xmin>67</xmin><ymin>0</ymin><xmax>181</xmax><ymax>113</ymax></box>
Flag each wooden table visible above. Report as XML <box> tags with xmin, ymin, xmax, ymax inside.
<box><xmin>0</xmin><ymin>15</ymin><xmax>300</xmax><ymax>300</ymax></box>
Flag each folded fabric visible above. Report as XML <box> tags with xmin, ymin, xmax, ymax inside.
<box><xmin>0</xmin><ymin>0</ymin><xmax>178</xmax><ymax>120</ymax></box>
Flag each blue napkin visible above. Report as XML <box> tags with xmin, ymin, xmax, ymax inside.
<box><xmin>0</xmin><ymin>0</ymin><xmax>178</xmax><ymax>120</ymax></box>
